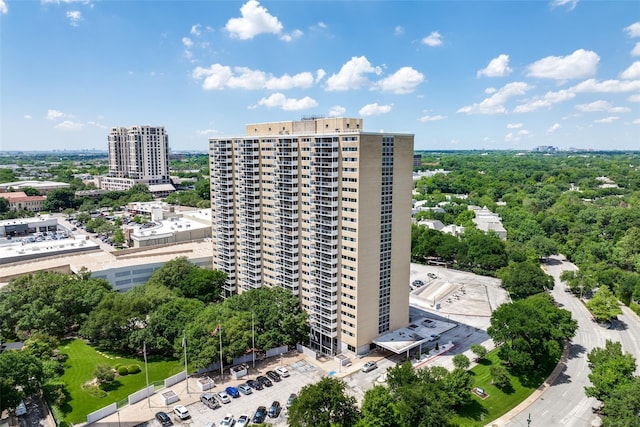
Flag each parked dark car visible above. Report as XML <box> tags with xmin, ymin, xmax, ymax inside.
<box><xmin>286</xmin><ymin>393</ymin><xmax>296</xmax><ymax>408</ymax></box>
<box><xmin>252</xmin><ymin>406</ymin><xmax>267</xmax><ymax>424</ymax></box>
<box><xmin>257</xmin><ymin>375</ymin><xmax>273</xmax><ymax>387</ymax></box>
<box><xmin>247</xmin><ymin>379</ymin><xmax>263</xmax><ymax>390</ymax></box>
<box><xmin>155</xmin><ymin>411</ymin><xmax>173</xmax><ymax>426</ymax></box>
<box><xmin>266</xmin><ymin>370</ymin><xmax>281</xmax><ymax>382</ymax></box>
<box><xmin>268</xmin><ymin>400</ymin><xmax>281</xmax><ymax>418</ymax></box>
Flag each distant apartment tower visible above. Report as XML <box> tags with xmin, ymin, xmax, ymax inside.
<box><xmin>101</xmin><ymin>126</ymin><xmax>172</xmax><ymax>193</ymax></box>
<box><xmin>209</xmin><ymin>117</ymin><xmax>413</xmax><ymax>355</ymax></box>
<box><xmin>413</xmin><ymin>153</ymin><xmax>422</xmax><ymax>167</ymax></box>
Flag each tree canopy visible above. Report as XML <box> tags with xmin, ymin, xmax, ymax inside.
<box><xmin>487</xmin><ymin>293</ymin><xmax>577</xmax><ymax>373</ymax></box>
<box><xmin>287</xmin><ymin>377</ymin><xmax>360</xmax><ymax>427</ymax></box>
<box><xmin>0</xmin><ymin>271</ymin><xmax>112</xmax><ymax>340</ymax></box>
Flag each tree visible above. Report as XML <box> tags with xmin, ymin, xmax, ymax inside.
<box><xmin>470</xmin><ymin>344</ymin><xmax>487</xmax><ymax>361</ymax></box>
<box><xmin>147</xmin><ymin>257</ymin><xmax>225</xmax><ymax>303</ymax></box>
<box><xmin>0</xmin><ymin>197</ymin><xmax>9</xmax><ymax>214</ymax></box>
<box><xmin>94</xmin><ymin>364</ymin><xmax>115</xmax><ymax>384</ymax></box>
<box><xmin>288</xmin><ymin>377</ymin><xmax>360</xmax><ymax>427</ymax></box>
<box><xmin>0</xmin><ymin>350</ymin><xmax>44</xmax><ymax>413</ymax></box>
<box><xmin>0</xmin><ymin>271</ymin><xmax>112</xmax><ymax>340</ymax></box>
<box><xmin>600</xmin><ymin>377</ymin><xmax>640</xmax><ymax>426</ymax></box>
<box><xmin>21</xmin><ymin>186</ymin><xmax>41</xmax><ymax>196</ymax></box>
<box><xmin>490</xmin><ymin>364</ymin><xmax>511</xmax><ymax>389</ymax></box>
<box><xmin>386</xmin><ymin>362</ymin><xmax>456</xmax><ymax>426</ymax></box>
<box><xmin>585</xmin><ymin>340</ymin><xmax>636</xmax><ymax>402</ymax></box>
<box><xmin>461</xmin><ymin>231</ymin><xmax>508</xmax><ymax>272</ymax></box>
<box><xmin>356</xmin><ymin>386</ymin><xmax>400</xmax><ymax>427</ymax></box>
<box><xmin>452</xmin><ymin>354</ymin><xmax>470</xmax><ymax>370</ymax></box>
<box><xmin>43</xmin><ymin>188</ymin><xmax>77</xmax><ymax>211</ymax></box>
<box><xmin>586</xmin><ymin>285</ymin><xmax>622</xmax><ymax>322</ymax></box>
<box><xmin>497</xmin><ymin>261</ymin><xmax>554</xmax><ymax>299</ymax></box>
<box><xmin>560</xmin><ymin>270</ymin><xmax>597</xmax><ymax>297</ymax></box>
<box><xmin>487</xmin><ymin>293</ymin><xmax>577</xmax><ymax>373</ymax></box>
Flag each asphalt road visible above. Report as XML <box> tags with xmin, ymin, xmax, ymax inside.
<box><xmin>507</xmin><ymin>256</ymin><xmax>639</xmax><ymax>427</ymax></box>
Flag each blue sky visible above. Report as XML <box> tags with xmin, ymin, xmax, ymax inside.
<box><xmin>1</xmin><ymin>0</ymin><xmax>639</xmax><ymax>152</ymax></box>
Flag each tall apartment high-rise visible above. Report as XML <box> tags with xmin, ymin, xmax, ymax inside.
<box><xmin>101</xmin><ymin>125</ymin><xmax>172</xmax><ymax>193</ymax></box>
<box><xmin>209</xmin><ymin>117</ymin><xmax>413</xmax><ymax>355</ymax></box>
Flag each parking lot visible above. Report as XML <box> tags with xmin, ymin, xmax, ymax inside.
<box><xmin>100</xmin><ymin>357</ymin><xmax>324</xmax><ymax>427</ymax></box>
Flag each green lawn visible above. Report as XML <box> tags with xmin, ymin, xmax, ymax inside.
<box><xmin>57</xmin><ymin>339</ymin><xmax>183</xmax><ymax>424</ymax></box>
<box><xmin>452</xmin><ymin>350</ymin><xmax>554</xmax><ymax>426</ymax></box>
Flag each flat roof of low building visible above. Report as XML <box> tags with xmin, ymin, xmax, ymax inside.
<box><xmin>373</xmin><ymin>317</ymin><xmax>456</xmax><ymax>354</ymax></box>
<box><xmin>0</xmin><ymin>240</ymin><xmax>213</xmax><ymax>286</ymax></box>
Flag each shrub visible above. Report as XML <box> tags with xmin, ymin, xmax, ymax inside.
<box><xmin>117</xmin><ymin>366</ymin><xmax>129</xmax><ymax>376</ymax></box>
<box><xmin>127</xmin><ymin>364</ymin><xmax>141</xmax><ymax>374</ymax></box>
<box><xmin>94</xmin><ymin>364</ymin><xmax>115</xmax><ymax>384</ymax></box>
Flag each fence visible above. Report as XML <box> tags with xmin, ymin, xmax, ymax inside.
<box><xmin>86</xmin><ymin>403</ymin><xmax>117</xmax><ymax>424</ymax></box>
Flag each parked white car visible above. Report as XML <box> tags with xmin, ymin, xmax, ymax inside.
<box><xmin>275</xmin><ymin>366</ymin><xmax>290</xmax><ymax>377</ymax></box>
<box><xmin>173</xmin><ymin>405</ymin><xmax>190</xmax><ymax>420</ymax></box>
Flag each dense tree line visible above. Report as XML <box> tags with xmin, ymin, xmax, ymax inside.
<box><xmin>412</xmin><ymin>152</ymin><xmax>640</xmax><ymax>308</ymax></box>
<box><xmin>585</xmin><ymin>340</ymin><xmax>640</xmax><ymax>426</ymax></box>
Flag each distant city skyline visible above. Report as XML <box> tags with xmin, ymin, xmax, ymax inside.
<box><xmin>1</xmin><ymin>0</ymin><xmax>639</xmax><ymax>152</ymax></box>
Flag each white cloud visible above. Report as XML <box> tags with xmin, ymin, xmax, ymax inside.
<box><xmin>507</xmin><ymin>123</ymin><xmax>523</xmax><ymax>129</ymax></box>
<box><xmin>46</xmin><ymin>109</ymin><xmax>66</xmax><ymax>120</ymax></box>
<box><xmin>621</xmin><ymin>61</ymin><xmax>640</xmax><ymax>79</ymax></box>
<box><xmin>418</xmin><ymin>114</ymin><xmax>447</xmax><ymax>122</ymax></box>
<box><xmin>87</xmin><ymin>121</ymin><xmax>107</xmax><ymax>129</ymax></box>
<box><xmin>315</xmin><ymin>69</ymin><xmax>326</xmax><ymax>83</ymax></box>
<box><xmin>632</xmin><ymin>42</ymin><xmax>640</xmax><ymax>57</ymax></box>
<box><xmin>225</xmin><ymin>0</ymin><xmax>283</xmax><ymax>40</ymax></box>
<box><xmin>485</xmin><ymin>87</ymin><xmax>497</xmax><ymax>94</ymax></box>
<box><xmin>594</xmin><ymin>116</ymin><xmax>620</xmax><ymax>124</ymax></box>
<box><xmin>182</xmin><ymin>37</ymin><xmax>193</xmax><ymax>48</ymax></box>
<box><xmin>54</xmin><ymin>120</ymin><xmax>83</xmax><ymax>130</ymax></box>
<box><xmin>458</xmin><ymin>82</ymin><xmax>533</xmax><ymax>115</ymax></box>
<box><xmin>256</xmin><ymin>93</ymin><xmax>318</xmax><ymax>111</ymax></box>
<box><xmin>280</xmin><ymin>29</ymin><xmax>303</xmax><ymax>42</ymax></box>
<box><xmin>505</xmin><ymin>129</ymin><xmax>532</xmax><ymax>142</ymax></box>
<box><xmin>547</xmin><ymin>123</ymin><xmax>561</xmax><ymax>133</ymax></box>
<box><xmin>628</xmin><ymin>93</ymin><xmax>640</xmax><ymax>102</ymax></box>
<box><xmin>193</xmin><ymin>64</ymin><xmax>233</xmax><ymax>90</ymax></box>
<box><xmin>625</xmin><ymin>22</ymin><xmax>640</xmax><ymax>38</ymax></box>
<box><xmin>192</xmin><ymin>64</ymin><xmax>315</xmax><ymax>91</ymax></box>
<box><xmin>477</xmin><ymin>54</ymin><xmax>513</xmax><ymax>77</ymax></box>
<box><xmin>632</xmin><ymin>118</ymin><xmax>640</xmax><ymax>124</ymax></box>
<box><xmin>394</xmin><ymin>26</ymin><xmax>404</xmax><ymax>36</ymax></box>
<box><xmin>325</xmin><ymin>56</ymin><xmax>382</xmax><ymax>91</ymax></box>
<box><xmin>575</xmin><ymin>100</ymin><xmax>630</xmax><ymax>113</ymax></box>
<box><xmin>422</xmin><ymin>31</ymin><xmax>443</xmax><ymax>47</ymax></box>
<box><xmin>514</xmin><ymin>89</ymin><xmax>575</xmax><ymax>113</ymax></box>
<box><xmin>264</xmin><ymin>71</ymin><xmax>314</xmax><ymax>90</ymax></box>
<box><xmin>550</xmin><ymin>0</ymin><xmax>578</xmax><ymax>10</ymax></box>
<box><xmin>66</xmin><ymin>10</ymin><xmax>82</xmax><ymax>26</ymax></box>
<box><xmin>359</xmin><ymin>103</ymin><xmax>393</xmax><ymax>116</ymax></box>
<box><xmin>374</xmin><ymin>67</ymin><xmax>424</xmax><ymax>94</ymax></box>
<box><xmin>571</xmin><ymin>78</ymin><xmax>640</xmax><ymax>93</ymax></box>
<box><xmin>328</xmin><ymin>105</ymin><xmax>346</xmax><ymax>117</ymax></box>
<box><xmin>196</xmin><ymin>129</ymin><xmax>219</xmax><ymax>136</ymax></box>
<box><xmin>24</xmin><ymin>115</ymin><xmax>32</xmax><ymax>119</ymax></box>
<box><xmin>0</xmin><ymin>0</ymin><xmax>7</xmax><ymax>14</ymax></box>
<box><xmin>526</xmin><ymin>49</ymin><xmax>599</xmax><ymax>80</ymax></box>
<box><xmin>190</xmin><ymin>24</ymin><xmax>201</xmax><ymax>36</ymax></box>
